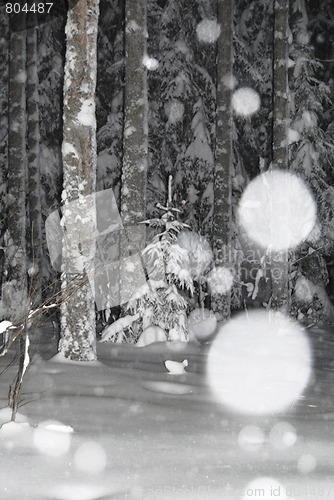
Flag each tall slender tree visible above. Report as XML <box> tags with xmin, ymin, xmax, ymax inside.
<box><xmin>270</xmin><ymin>0</ymin><xmax>290</xmax><ymax>311</ymax></box>
<box><xmin>211</xmin><ymin>0</ymin><xmax>233</xmax><ymax>321</ymax></box>
<box><xmin>2</xmin><ymin>11</ymin><xmax>28</xmax><ymax>322</ymax></box>
<box><xmin>59</xmin><ymin>0</ymin><xmax>100</xmax><ymax>361</ymax></box>
<box><xmin>119</xmin><ymin>0</ymin><xmax>148</xmax><ymax>304</ymax></box>
<box><xmin>26</xmin><ymin>17</ymin><xmax>43</xmax><ymax>305</ymax></box>
<box><xmin>0</xmin><ymin>4</ymin><xmax>9</xmax><ymax>305</ymax></box>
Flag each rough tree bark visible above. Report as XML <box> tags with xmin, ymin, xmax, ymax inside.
<box><xmin>119</xmin><ymin>0</ymin><xmax>148</xmax><ymax>305</ymax></box>
<box><xmin>211</xmin><ymin>0</ymin><xmax>233</xmax><ymax>321</ymax></box>
<box><xmin>26</xmin><ymin>19</ymin><xmax>43</xmax><ymax>305</ymax></box>
<box><xmin>3</xmin><ymin>11</ymin><xmax>28</xmax><ymax>322</ymax></box>
<box><xmin>270</xmin><ymin>0</ymin><xmax>290</xmax><ymax>312</ymax></box>
<box><xmin>59</xmin><ymin>0</ymin><xmax>100</xmax><ymax>361</ymax></box>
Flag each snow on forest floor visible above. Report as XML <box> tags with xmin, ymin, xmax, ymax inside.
<box><xmin>1</xmin><ymin>320</ymin><xmax>334</xmax><ymax>500</ymax></box>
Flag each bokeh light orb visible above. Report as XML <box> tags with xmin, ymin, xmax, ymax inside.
<box><xmin>238</xmin><ymin>170</ymin><xmax>316</xmax><ymax>251</ymax></box>
<box><xmin>232</xmin><ymin>87</ymin><xmax>260</xmax><ymax>116</ymax></box>
<box><xmin>207</xmin><ymin>310</ymin><xmax>312</xmax><ymax>415</ymax></box>
<box><xmin>196</xmin><ymin>18</ymin><xmax>221</xmax><ymax>44</ymax></box>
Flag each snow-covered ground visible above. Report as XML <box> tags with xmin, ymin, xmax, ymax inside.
<box><xmin>1</xmin><ymin>320</ymin><xmax>334</xmax><ymax>500</ymax></box>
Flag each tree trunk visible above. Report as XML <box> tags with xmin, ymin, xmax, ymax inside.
<box><xmin>211</xmin><ymin>0</ymin><xmax>233</xmax><ymax>321</ymax></box>
<box><xmin>0</xmin><ymin>5</ymin><xmax>9</xmax><ymax>305</ymax></box>
<box><xmin>26</xmin><ymin>19</ymin><xmax>43</xmax><ymax>306</ymax></box>
<box><xmin>3</xmin><ymin>11</ymin><xmax>28</xmax><ymax>322</ymax></box>
<box><xmin>120</xmin><ymin>0</ymin><xmax>148</xmax><ymax>305</ymax></box>
<box><xmin>270</xmin><ymin>0</ymin><xmax>290</xmax><ymax>312</ymax></box>
<box><xmin>59</xmin><ymin>0</ymin><xmax>100</xmax><ymax>361</ymax></box>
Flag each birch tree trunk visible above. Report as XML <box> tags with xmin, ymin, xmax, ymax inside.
<box><xmin>3</xmin><ymin>11</ymin><xmax>28</xmax><ymax>322</ymax></box>
<box><xmin>26</xmin><ymin>19</ymin><xmax>43</xmax><ymax>306</ymax></box>
<box><xmin>211</xmin><ymin>0</ymin><xmax>233</xmax><ymax>321</ymax></box>
<box><xmin>59</xmin><ymin>0</ymin><xmax>100</xmax><ymax>361</ymax></box>
<box><xmin>270</xmin><ymin>0</ymin><xmax>290</xmax><ymax>312</ymax></box>
<box><xmin>120</xmin><ymin>0</ymin><xmax>148</xmax><ymax>305</ymax></box>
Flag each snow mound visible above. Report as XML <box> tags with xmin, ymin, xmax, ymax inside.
<box><xmin>50</xmin><ymin>352</ymin><xmax>103</xmax><ymax>366</ymax></box>
<box><xmin>238</xmin><ymin>170</ymin><xmax>317</xmax><ymax>250</ymax></box>
<box><xmin>33</xmin><ymin>420</ymin><xmax>72</xmax><ymax>456</ymax></box>
<box><xmin>187</xmin><ymin>308</ymin><xmax>217</xmax><ymax>342</ymax></box>
<box><xmin>164</xmin><ymin>359</ymin><xmax>188</xmax><ymax>374</ymax></box>
<box><xmin>0</xmin><ymin>407</ymin><xmax>28</xmax><ymax>424</ymax></box>
<box><xmin>136</xmin><ymin>325</ymin><xmax>167</xmax><ymax>347</ymax></box>
<box><xmin>46</xmin><ymin>483</ymin><xmax>113</xmax><ymax>500</ymax></box>
<box><xmin>0</xmin><ymin>421</ymin><xmax>30</xmax><ymax>437</ymax></box>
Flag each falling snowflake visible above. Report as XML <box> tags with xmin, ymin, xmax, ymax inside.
<box><xmin>206</xmin><ymin>266</ymin><xmax>234</xmax><ymax>295</ymax></box>
<box><xmin>164</xmin><ymin>99</ymin><xmax>185</xmax><ymax>124</ymax></box>
<box><xmin>232</xmin><ymin>87</ymin><xmax>260</xmax><ymax>117</ymax></box>
<box><xmin>238</xmin><ymin>170</ymin><xmax>317</xmax><ymax>250</ymax></box>
<box><xmin>176</xmin><ymin>230</ymin><xmax>213</xmax><ymax>279</ymax></box>
<box><xmin>142</xmin><ymin>54</ymin><xmax>159</xmax><ymax>70</ymax></box>
<box><xmin>196</xmin><ymin>18</ymin><xmax>221</xmax><ymax>44</ymax></box>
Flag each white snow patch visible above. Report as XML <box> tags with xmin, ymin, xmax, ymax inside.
<box><xmin>288</xmin><ymin>128</ymin><xmax>301</xmax><ymax>145</ymax></box>
<box><xmin>164</xmin><ymin>99</ymin><xmax>185</xmax><ymax>124</ymax></box>
<box><xmin>50</xmin><ymin>352</ymin><xmax>102</xmax><ymax>366</ymax></box>
<box><xmin>125</xmin><ymin>260</ymin><xmax>136</xmax><ymax>272</ymax></box>
<box><xmin>136</xmin><ymin>325</ymin><xmax>167</xmax><ymax>347</ymax></box>
<box><xmin>207</xmin><ymin>310</ymin><xmax>312</xmax><ymax>415</ymax></box>
<box><xmin>143</xmin><ymin>54</ymin><xmax>159</xmax><ymax>70</ymax></box>
<box><xmin>76</xmin><ymin>98</ymin><xmax>96</xmax><ymax>127</ymax></box>
<box><xmin>126</xmin><ymin>20</ymin><xmax>140</xmax><ymax>32</ymax></box>
<box><xmin>196</xmin><ymin>18</ymin><xmax>221</xmax><ymax>44</ymax></box>
<box><xmin>46</xmin><ymin>483</ymin><xmax>111</xmax><ymax>500</ymax></box>
<box><xmin>238</xmin><ymin>170</ymin><xmax>317</xmax><ymax>251</ymax></box>
<box><xmin>0</xmin><ymin>407</ymin><xmax>27</xmax><ymax>424</ymax></box>
<box><xmin>124</xmin><ymin>125</ymin><xmax>136</xmax><ymax>137</ymax></box>
<box><xmin>33</xmin><ymin>420</ymin><xmax>72</xmax><ymax>456</ymax></box>
<box><xmin>27</xmin><ymin>264</ymin><xmax>39</xmax><ymax>276</ymax></box>
<box><xmin>142</xmin><ymin>381</ymin><xmax>193</xmax><ymax>395</ymax></box>
<box><xmin>0</xmin><ymin>421</ymin><xmax>30</xmax><ymax>438</ymax></box>
<box><xmin>164</xmin><ymin>359</ymin><xmax>188</xmax><ymax>375</ymax></box>
<box><xmin>37</xmin><ymin>420</ymin><xmax>74</xmax><ymax>434</ymax></box>
<box><xmin>74</xmin><ymin>441</ymin><xmax>107</xmax><ymax>474</ymax></box>
<box><xmin>0</xmin><ymin>320</ymin><xmax>12</xmax><ymax>334</ymax></box>
<box><xmin>232</xmin><ymin>87</ymin><xmax>260</xmax><ymax>117</ymax></box>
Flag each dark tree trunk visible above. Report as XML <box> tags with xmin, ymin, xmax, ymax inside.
<box><xmin>211</xmin><ymin>0</ymin><xmax>233</xmax><ymax>321</ymax></box>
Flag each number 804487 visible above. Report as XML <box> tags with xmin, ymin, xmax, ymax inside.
<box><xmin>5</xmin><ymin>3</ymin><xmax>53</xmax><ymax>14</ymax></box>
